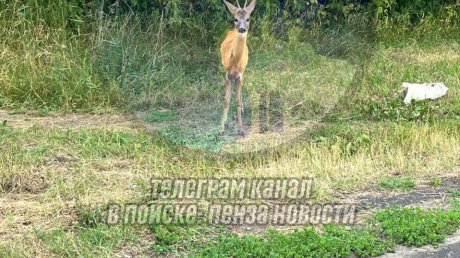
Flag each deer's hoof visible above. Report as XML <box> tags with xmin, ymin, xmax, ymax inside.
<box><xmin>238</xmin><ymin>129</ymin><xmax>246</xmax><ymax>137</ymax></box>
<box><xmin>218</xmin><ymin>130</ymin><xmax>225</xmax><ymax>137</ymax></box>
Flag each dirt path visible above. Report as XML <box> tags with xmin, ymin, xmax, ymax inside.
<box><xmin>357</xmin><ymin>176</ymin><xmax>460</xmax><ymax>257</ymax></box>
<box><xmin>356</xmin><ymin>176</ymin><xmax>460</xmax><ymax>211</ymax></box>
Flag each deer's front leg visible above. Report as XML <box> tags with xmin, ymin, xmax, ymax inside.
<box><xmin>219</xmin><ymin>78</ymin><xmax>232</xmax><ymax>136</ymax></box>
<box><xmin>236</xmin><ymin>78</ymin><xmax>245</xmax><ymax>137</ymax></box>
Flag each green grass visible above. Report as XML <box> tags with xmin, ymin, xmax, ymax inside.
<box><xmin>0</xmin><ymin>125</ymin><xmax>217</xmax><ymax>196</ymax></box>
<box><xmin>429</xmin><ymin>178</ymin><xmax>442</xmax><ymax>187</ymax></box>
<box><xmin>25</xmin><ymin>204</ymin><xmax>460</xmax><ymax>257</ymax></box>
<box><xmin>0</xmin><ymin>3</ymin><xmax>123</xmax><ymax>111</ymax></box>
<box><xmin>341</xmin><ymin>41</ymin><xmax>460</xmax><ymax>122</ymax></box>
<box><xmin>137</xmin><ymin>32</ymin><xmax>356</xmax><ymax>152</ymax></box>
<box><xmin>448</xmin><ymin>190</ymin><xmax>460</xmax><ymax>198</ymax></box>
<box><xmin>374</xmin><ymin>206</ymin><xmax>460</xmax><ymax>247</ymax></box>
<box><xmin>2</xmin><ymin>120</ymin><xmax>459</xmax><ymax>256</ymax></box>
<box><xmin>195</xmin><ymin>225</ymin><xmax>394</xmax><ymax>258</ymax></box>
<box><xmin>139</xmin><ymin>201</ymin><xmax>460</xmax><ymax>257</ymax></box>
<box><xmin>35</xmin><ymin>226</ymin><xmax>137</xmax><ymax>257</ymax></box>
<box><xmin>145</xmin><ymin>110</ymin><xmax>178</xmax><ymax>123</ymax></box>
<box><xmin>0</xmin><ymin>245</ymin><xmax>18</xmax><ymax>258</ymax></box>
<box><xmin>150</xmin><ymin>225</ymin><xmax>226</xmax><ymax>254</ymax></box>
<box><xmin>1</xmin><ymin>118</ymin><xmax>459</xmax><ymax>199</ymax></box>
<box><xmin>378</xmin><ymin>176</ymin><xmax>416</xmax><ymax>191</ymax></box>
<box><xmin>1</xmin><ymin>1</ymin><xmax>460</xmax><ymax>257</ymax></box>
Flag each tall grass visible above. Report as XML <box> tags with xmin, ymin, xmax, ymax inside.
<box><xmin>0</xmin><ymin>1</ymin><xmax>459</xmax><ymax>112</ymax></box>
<box><xmin>0</xmin><ymin>2</ymin><xmax>123</xmax><ymax>111</ymax></box>
<box><xmin>88</xmin><ymin>12</ymin><xmax>227</xmax><ymax>111</ymax></box>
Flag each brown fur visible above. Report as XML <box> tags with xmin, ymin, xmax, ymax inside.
<box><xmin>220</xmin><ymin>30</ymin><xmax>249</xmax><ymax>78</ymax></box>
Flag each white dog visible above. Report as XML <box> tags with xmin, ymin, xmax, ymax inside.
<box><xmin>402</xmin><ymin>82</ymin><xmax>448</xmax><ymax>104</ymax></box>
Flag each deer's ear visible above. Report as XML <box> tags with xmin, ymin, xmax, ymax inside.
<box><xmin>223</xmin><ymin>0</ymin><xmax>239</xmax><ymax>15</ymax></box>
<box><xmin>245</xmin><ymin>0</ymin><xmax>256</xmax><ymax>15</ymax></box>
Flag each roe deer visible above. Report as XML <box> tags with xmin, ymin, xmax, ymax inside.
<box><xmin>219</xmin><ymin>0</ymin><xmax>256</xmax><ymax>137</ymax></box>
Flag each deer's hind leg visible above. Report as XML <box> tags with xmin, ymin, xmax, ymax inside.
<box><xmin>219</xmin><ymin>76</ymin><xmax>232</xmax><ymax>136</ymax></box>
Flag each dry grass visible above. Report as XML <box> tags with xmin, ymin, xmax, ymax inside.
<box><xmin>1</xmin><ymin>3</ymin><xmax>460</xmax><ymax>256</ymax></box>
<box><xmin>1</xmin><ymin>111</ymin><xmax>460</xmax><ymax>256</ymax></box>
<box><xmin>250</xmin><ymin>122</ymin><xmax>460</xmax><ymax>201</ymax></box>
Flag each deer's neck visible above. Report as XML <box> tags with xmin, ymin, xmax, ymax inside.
<box><xmin>231</xmin><ymin>31</ymin><xmax>247</xmax><ymax>61</ymax></box>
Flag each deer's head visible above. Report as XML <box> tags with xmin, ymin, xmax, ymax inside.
<box><xmin>223</xmin><ymin>0</ymin><xmax>256</xmax><ymax>35</ymax></box>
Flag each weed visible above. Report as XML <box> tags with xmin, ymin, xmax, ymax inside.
<box><xmin>194</xmin><ymin>224</ymin><xmax>394</xmax><ymax>257</ymax></box>
<box><xmin>145</xmin><ymin>111</ymin><xmax>178</xmax><ymax>123</ymax></box>
<box><xmin>36</xmin><ymin>226</ymin><xmax>136</xmax><ymax>257</ymax></box>
<box><xmin>378</xmin><ymin>176</ymin><xmax>416</xmax><ymax>191</ymax></box>
<box><xmin>429</xmin><ymin>178</ymin><xmax>442</xmax><ymax>187</ymax></box>
<box><xmin>149</xmin><ymin>225</ymin><xmax>224</xmax><ymax>254</ymax></box>
<box><xmin>76</xmin><ymin>204</ymin><xmax>105</xmax><ymax>228</ymax></box>
<box><xmin>374</xmin><ymin>207</ymin><xmax>460</xmax><ymax>247</ymax></box>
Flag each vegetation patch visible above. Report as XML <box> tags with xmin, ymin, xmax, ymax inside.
<box><xmin>378</xmin><ymin>176</ymin><xmax>416</xmax><ymax>191</ymax></box>
<box><xmin>430</xmin><ymin>178</ymin><xmax>443</xmax><ymax>187</ymax></box>
<box><xmin>195</xmin><ymin>225</ymin><xmax>394</xmax><ymax>258</ymax></box>
<box><xmin>150</xmin><ymin>225</ymin><xmax>226</xmax><ymax>255</ymax></box>
<box><xmin>36</xmin><ymin>226</ymin><xmax>137</xmax><ymax>257</ymax></box>
<box><xmin>374</xmin><ymin>205</ymin><xmax>460</xmax><ymax>247</ymax></box>
<box><xmin>144</xmin><ymin>201</ymin><xmax>460</xmax><ymax>257</ymax></box>
<box><xmin>145</xmin><ymin>110</ymin><xmax>178</xmax><ymax>123</ymax></box>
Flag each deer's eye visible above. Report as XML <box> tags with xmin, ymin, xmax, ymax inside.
<box><xmin>234</xmin><ymin>19</ymin><xmax>238</xmax><ymax>22</ymax></box>
<box><xmin>246</xmin><ymin>19</ymin><xmax>250</xmax><ymax>22</ymax></box>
